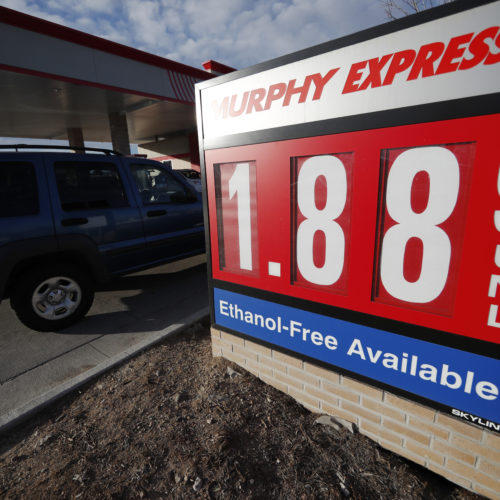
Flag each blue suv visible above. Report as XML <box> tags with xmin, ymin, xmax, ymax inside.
<box><xmin>0</xmin><ymin>146</ymin><xmax>205</xmax><ymax>331</ymax></box>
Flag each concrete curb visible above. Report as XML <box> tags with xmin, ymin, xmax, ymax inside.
<box><xmin>0</xmin><ymin>307</ymin><xmax>209</xmax><ymax>433</ymax></box>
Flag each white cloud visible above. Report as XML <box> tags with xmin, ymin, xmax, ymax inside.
<box><xmin>155</xmin><ymin>0</ymin><xmax>388</xmax><ymax>68</ymax></box>
<box><xmin>157</xmin><ymin>0</ymin><xmax>387</xmax><ymax>68</ymax></box>
<box><xmin>0</xmin><ymin>0</ymin><xmax>29</xmax><ymax>11</ymax></box>
<box><xmin>45</xmin><ymin>0</ymin><xmax>117</xmax><ymax>14</ymax></box>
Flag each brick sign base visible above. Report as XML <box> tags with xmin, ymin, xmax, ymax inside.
<box><xmin>211</xmin><ymin>328</ymin><xmax>500</xmax><ymax>499</ymax></box>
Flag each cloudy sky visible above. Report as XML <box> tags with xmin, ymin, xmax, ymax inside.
<box><xmin>0</xmin><ymin>0</ymin><xmax>391</xmax><ymax>70</ymax></box>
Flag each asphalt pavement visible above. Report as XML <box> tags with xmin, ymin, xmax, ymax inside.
<box><xmin>0</xmin><ymin>254</ymin><xmax>209</xmax><ymax>431</ymax></box>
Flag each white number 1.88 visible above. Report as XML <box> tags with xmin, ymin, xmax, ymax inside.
<box><xmin>223</xmin><ymin>145</ymin><xmax>462</xmax><ymax>306</ymax></box>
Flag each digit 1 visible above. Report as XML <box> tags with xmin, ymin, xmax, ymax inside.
<box><xmin>380</xmin><ymin>146</ymin><xmax>459</xmax><ymax>303</ymax></box>
<box><xmin>229</xmin><ymin>162</ymin><xmax>253</xmax><ymax>271</ymax></box>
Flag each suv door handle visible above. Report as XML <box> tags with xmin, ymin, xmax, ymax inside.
<box><xmin>61</xmin><ymin>217</ymin><xmax>89</xmax><ymax>226</ymax></box>
<box><xmin>147</xmin><ymin>209</ymin><xmax>167</xmax><ymax>217</ymax></box>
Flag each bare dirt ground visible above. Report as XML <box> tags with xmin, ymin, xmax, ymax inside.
<box><xmin>0</xmin><ymin>320</ymin><xmax>483</xmax><ymax>499</ymax></box>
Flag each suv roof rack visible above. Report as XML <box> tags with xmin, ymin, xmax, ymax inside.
<box><xmin>0</xmin><ymin>144</ymin><xmax>122</xmax><ymax>155</ymax></box>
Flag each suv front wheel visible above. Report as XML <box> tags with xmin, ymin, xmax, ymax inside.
<box><xmin>11</xmin><ymin>264</ymin><xmax>94</xmax><ymax>331</ymax></box>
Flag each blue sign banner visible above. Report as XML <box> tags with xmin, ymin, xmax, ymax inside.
<box><xmin>214</xmin><ymin>287</ymin><xmax>500</xmax><ymax>426</ymax></box>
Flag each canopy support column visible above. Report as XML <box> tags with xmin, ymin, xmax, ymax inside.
<box><xmin>108</xmin><ymin>111</ymin><xmax>131</xmax><ymax>155</ymax></box>
<box><xmin>67</xmin><ymin>127</ymin><xmax>84</xmax><ymax>151</ymax></box>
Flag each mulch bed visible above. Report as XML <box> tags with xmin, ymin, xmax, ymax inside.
<box><xmin>0</xmin><ymin>319</ymin><xmax>482</xmax><ymax>499</ymax></box>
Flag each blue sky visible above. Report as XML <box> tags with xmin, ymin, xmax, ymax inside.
<box><xmin>0</xmin><ymin>0</ymin><xmax>390</xmax><ymax>70</ymax></box>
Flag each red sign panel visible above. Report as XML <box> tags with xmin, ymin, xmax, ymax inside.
<box><xmin>206</xmin><ymin>114</ymin><xmax>500</xmax><ymax>345</ymax></box>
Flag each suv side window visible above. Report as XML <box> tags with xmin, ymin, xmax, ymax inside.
<box><xmin>54</xmin><ymin>162</ymin><xmax>128</xmax><ymax>211</ymax></box>
<box><xmin>0</xmin><ymin>162</ymin><xmax>39</xmax><ymax>217</ymax></box>
<box><xmin>130</xmin><ymin>164</ymin><xmax>187</xmax><ymax>204</ymax></box>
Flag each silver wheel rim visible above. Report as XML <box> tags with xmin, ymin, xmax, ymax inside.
<box><xmin>31</xmin><ymin>276</ymin><xmax>82</xmax><ymax>320</ymax></box>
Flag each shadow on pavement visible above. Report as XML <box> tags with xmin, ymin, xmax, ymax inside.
<box><xmin>57</xmin><ymin>263</ymin><xmax>208</xmax><ymax>336</ymax></box>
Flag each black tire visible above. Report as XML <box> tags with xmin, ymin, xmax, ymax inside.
<box><xmin>10</xmin><ymin>264</ymin><xmax>94</xmax><ymax>331</ymax></box>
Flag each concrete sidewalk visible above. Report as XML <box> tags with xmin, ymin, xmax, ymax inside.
<box><xmin>0</xmin><ymin>255</ymin><xmax>209</xmax><ymax>432</ymax></box>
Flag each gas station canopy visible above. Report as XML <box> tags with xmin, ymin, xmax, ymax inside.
<box><xmin>0</xmin><ymin>6</ymin><xmax>227</xmax><ymax>152</ymax></box>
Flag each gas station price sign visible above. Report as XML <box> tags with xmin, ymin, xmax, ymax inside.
<box><xmin>196</xmin><ymin>1</ymin><xmax>500</xmax><ymax>430</ymax></box>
